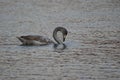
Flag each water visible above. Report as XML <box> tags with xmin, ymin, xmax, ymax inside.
<box><xmin>0</xmin><ymin>0</ymin><xmax>120</xmax><ymax>80</ymax></box>
<box><xmin>0</xmin><ymin>40</ymin><xmax>81</xmax><ymax>53</ymax></box>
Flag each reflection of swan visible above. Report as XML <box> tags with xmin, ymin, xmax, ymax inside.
<box><xmin>17</xmin><ymin>27</ymin><xmax>68</xmax><ymax>45</ymax></box>
<box><xmin>53</xmin><ymin>43</ymin><xmax>66</xmax><ymax>51</ymax></box>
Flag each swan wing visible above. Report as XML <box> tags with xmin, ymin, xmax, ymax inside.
<box><xmin>17</xmin><ymin>35</ymin><xmax>53</xmax><ymax>45</ymax></box>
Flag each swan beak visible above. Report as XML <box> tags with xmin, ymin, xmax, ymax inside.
<box><xmin>63</xmin><ymin>35</ymin><xmax>66</xmax><ymax>42</ymax></box>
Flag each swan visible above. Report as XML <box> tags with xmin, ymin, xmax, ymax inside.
<box><xmin>17</xmin><ymin>27</ymin><xmax>68</xmax><ymax>45</ymax></box>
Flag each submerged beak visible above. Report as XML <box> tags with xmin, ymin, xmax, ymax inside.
<box><xmin>63</xmin><ymin>35</ymin><xmax>66</xmax><ymax>42</ymax></box>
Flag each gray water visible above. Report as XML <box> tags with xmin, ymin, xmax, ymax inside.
<box><xmin>0</xmin><ymin>0</ymin><xmax>120</xmax><ymax>80</ymax></box>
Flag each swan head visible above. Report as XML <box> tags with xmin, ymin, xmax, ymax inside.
<box><xmin>63</xmin><ymin>30</ymin><xmax>67</xmax><ymax>42</ymax></box>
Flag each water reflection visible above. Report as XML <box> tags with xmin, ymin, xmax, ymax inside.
<box><xmin>53</xmin><ymin>43</ymin><xmax>67</xmax><ymax>53</ymax></box>
<box><xmin>0</xmin><ymin>40</ymin><xmax>81</xmax><ymax>53</ymax></box>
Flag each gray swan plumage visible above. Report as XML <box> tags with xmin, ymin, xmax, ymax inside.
<box><xmin>17</xmin><ymin>27</ymin><xmax>68</xmax><ymax>45</ymax></box>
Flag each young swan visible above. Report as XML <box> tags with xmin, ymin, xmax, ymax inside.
<box><xmin>17</xmin><ymin>27</ymin><xmax>68</xmax><ymax>45</ymax></box>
